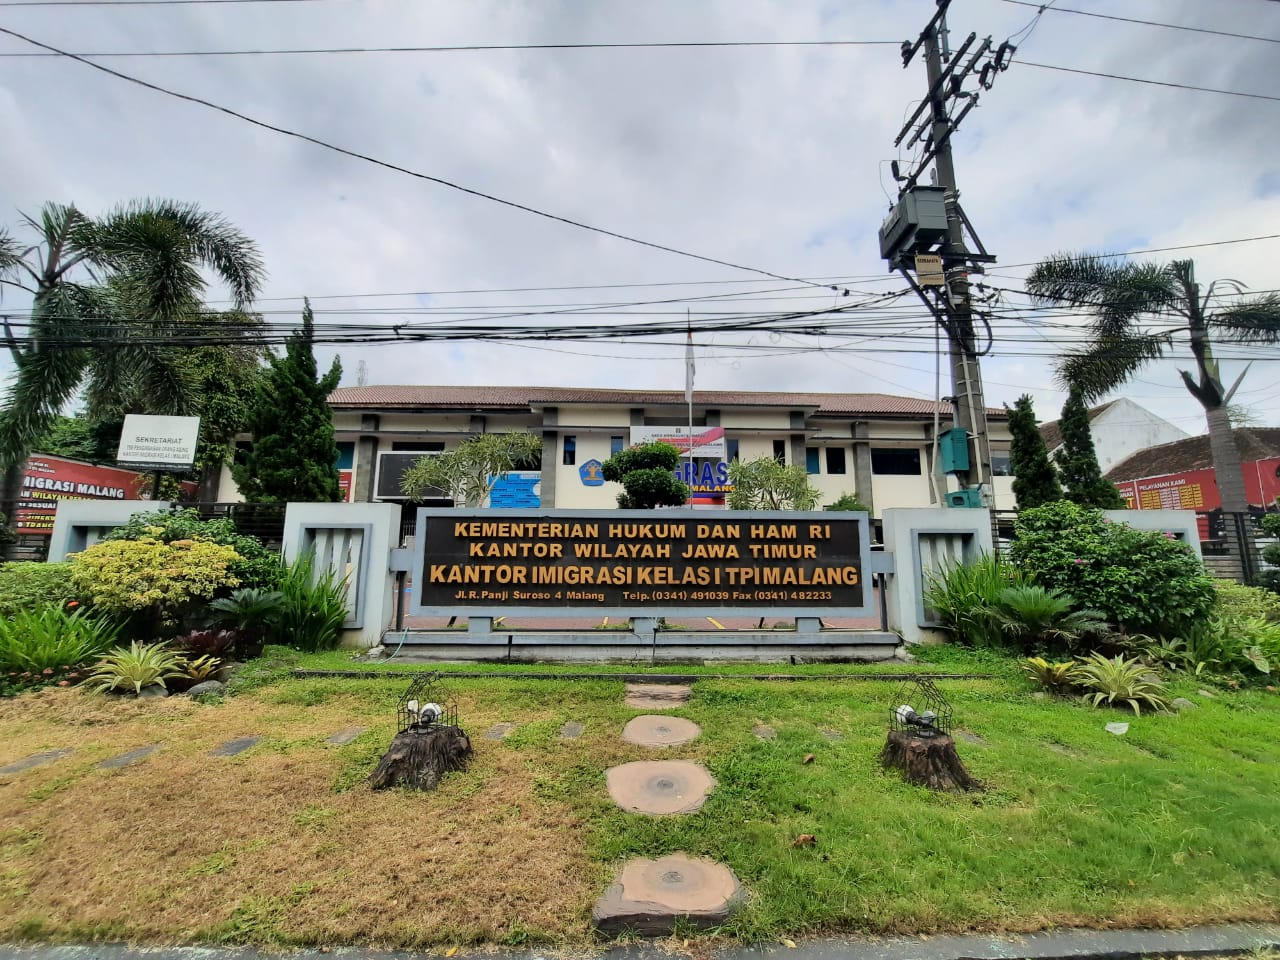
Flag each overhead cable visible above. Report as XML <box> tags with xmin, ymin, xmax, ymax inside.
<box><xmin>0</xmin><ymin>25</ymin><xmax>826</xmax><ymax>288</ymax></box>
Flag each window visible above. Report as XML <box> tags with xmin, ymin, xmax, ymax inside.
<box><xmin>990</xmin><ymin>454</ymin><xmax>1012</xmax><ymax>477</ymax></box>
<box><xmin>826</xmin><ymin>447</ymin><xmax>847</xmax><ymax>475</ymax></box>
<box><xmin>562</xmin><ymin>435</ymin><xmax>576</xmax><ymax>466</ymax></box>
<box><xmin>610</xmin><ymin>435</ymin><xmax>625</xmax><ymax>456</ymax></box>
<box><xmin>726</xmin><ymin>439</ymin><xmax>740</xmax><ymax>461</ymax></box>
<box><xmin>772</xmin><ymin>439</ymin><xmax>786</xmax><ymax>463</ymax></box>
<box><xmin>870</xmin><ymin>447</ymin><xmax>921</xmax><ymax>475</ymax></box>
<box><xmin>805</xmin><ymin>447</ymin><xmax>820</xmax><ymax>474</ymax></box>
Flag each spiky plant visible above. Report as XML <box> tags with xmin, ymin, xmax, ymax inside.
<box><xmin>993</xmin><ymin>584</ymin><xmax>1111</xmax><ymax>654</ymax></box>
<box><xmin>1074</xmin><ymin>652</ymin><xmax>1171</xmax><ymax>715</ymax></box>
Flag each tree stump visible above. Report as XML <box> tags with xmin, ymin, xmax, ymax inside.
<box><xmin>879</xmin><ymin>730</ymin><xmax>978</xmax><ymax>791</ymax></box>
<box><xmin>369</xmin><ymin>725</ymin><xmax>473</xmax><ymax>791</ymax></box>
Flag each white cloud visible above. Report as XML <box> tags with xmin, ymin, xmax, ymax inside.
<box><xmin>1</xmin><ymin>0</ymin><xmax>1278</xmax><ymax>432</ymax></box>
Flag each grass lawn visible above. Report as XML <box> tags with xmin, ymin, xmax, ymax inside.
<box><xmin>1</xmin><ymin>646</ymin><xmax>1277</xmax><ymax>948</ymax></box>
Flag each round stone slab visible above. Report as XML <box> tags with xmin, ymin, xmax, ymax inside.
<box><xmin>622</xmin><ymin>715</ymin><xmax>701</xmax><ymax>748</ymax></box>
<box><xmin>606</xmin><ymin>760</ymin><xmax>716</xmax><ymax>815</ymax></box>
<box><xmin>593</xmin><ymin>853</ymin><xmax>744</xmax><ymax>935</ymax></box>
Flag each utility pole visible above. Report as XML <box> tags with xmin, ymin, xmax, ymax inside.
<box><xmin>879</xmin><ymin>0</ymin><xmax>1014</xmax><ymax>505</ymax></box>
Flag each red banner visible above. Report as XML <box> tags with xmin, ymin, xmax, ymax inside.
<box><xmin>15</xmin><ymin>455</ymin><xmax>192</xmax><ymax>536</ymax></box>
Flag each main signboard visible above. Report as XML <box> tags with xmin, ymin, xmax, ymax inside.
<box><xmin>409</xmin><ymin>508</ymin><xmax>874</xmax><ymax>618</ymax></box>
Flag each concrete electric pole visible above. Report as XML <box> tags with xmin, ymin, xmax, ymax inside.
<box><xmin>879</xmin><ymin>0</ymin><xmax>1015</xmax><ymax>506</ymax></box>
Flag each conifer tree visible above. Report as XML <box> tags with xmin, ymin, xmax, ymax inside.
<box><xmin>233</xmin><ymin>302</ymin><xmax>342</xmax><ymax>502</ymax></box>
<box><xmin>1055</xmin><ymin>384</ymin><xmax>1126</xmax><ymax>508</ymax></box>
<box><xmin>1008</xmin><ymin>394</ymin><xmax>1062</xmax><ymax>509</ymax></box>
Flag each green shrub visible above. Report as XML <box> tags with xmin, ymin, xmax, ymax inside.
<box><xmin>825</xmin><ymin>493</ymin><xmax>870</xmax><ymax>512</ymax></box>
<box><xmin>207</xmin><ymin>588</ymin><xmax>285</xmax><ymax>659</ymax></box>
<box><xmin>275</xmin><ymin>553</ymin><xmax>349</xmax><ymax>652</ymax></box>
<box><xmin>0</xmin><ymin>606</ymin><xmax>121</xmax><ymax>673</ymax></box>
<box><xmin>1010</xmin><ymin>501</ymin><xmax>1216</xmax><ymax>639</ymax></box>
<box><xmin>1214</xmin><ymin>581</ymin><xmax>1280</xmax><ymax>622</ymax></box>
<box><xmin>923</xmin><ymin>554</ymin><xmax>1023</xmax><ymax>647</ymax></box>
<box><xmin>88</xmin><ymin>642</ymin><xmax>188</xmax><ymax>694</ymax></box>
<box><xmin>70</xmin><ymin>537</ymin><xmax>242</xmax><ymax>627</ymax></box>
<box><xmin>1021</xmin><ymin>656</ymin><xmax>1081</xmax><ymax>695</ymax></box>
<box><xmin>103</xmin><ymin>508</ymin><xmax>280</xmax><ymax>588</ymax></box>
<box><xmin>1258</xmin><ymin>513</ymin><xmax>1280</xmax><ymax>538</ymax></box>
<box><xmin>0</xmin><ymin>562</ymin><xmax>77</xmax><ymax>617</ymax></box>
<box><xmin>993</xmin><ymin>584</ymin><xmax>1110</xmax><ymax>654</ymax></box>
<box><xmin>1073</xmin><ymin>652</ymin><xmax>1171</xmax><ymax>715</ymax></box>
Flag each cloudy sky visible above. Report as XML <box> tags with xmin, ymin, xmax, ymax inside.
<box><xmin>1</xmin><ymin>0</ymin><xmax>1278</xmax><ymax>438</ymax></box>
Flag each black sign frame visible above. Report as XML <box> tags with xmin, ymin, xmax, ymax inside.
<box><xmin>408</xmin><ymin>507</ymin><xmax>874</xmax><ymax>619</ymax></box>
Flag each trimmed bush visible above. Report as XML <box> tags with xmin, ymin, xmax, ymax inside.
<box><xmin>0</xmin><ymin>562</ymin><xmax>76</xmax><ymax>617</ymax></box>
<box><xmin>103</xmin><ymin>509</ymin><xmax>279</xmax><ymax>588</ymax></box>
<box><xmin>70</xmin><ymin>537</ymin><xmax>242</xmax><ymax>627</ymax></box>
<box><xmin>1010</xmin><ymin>501</ymin><xmax>1216</xmax><ymax>639</ymax></box>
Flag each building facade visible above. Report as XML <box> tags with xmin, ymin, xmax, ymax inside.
<box><xmin>319</xmin><ymin>386</ymin><xmax>1014</xmax><ymax>520</ymax></box>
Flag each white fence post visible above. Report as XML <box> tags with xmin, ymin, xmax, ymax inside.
<box><xmin>282</xmin><ymin>502</ymin><xmax>401</xmax><ymax>648</ymax></box>
<box><xmin>881</xmin><ymin>507</ymin><xmax>993</xmax><ymax>645</ymax></box>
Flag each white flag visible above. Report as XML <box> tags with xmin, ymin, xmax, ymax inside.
<box><xmin>685</xmin><ymin>326</ymin><xmax>695</xmax><ymax>405</ymax></box>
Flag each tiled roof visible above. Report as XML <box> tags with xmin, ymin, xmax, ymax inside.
<box><xmin>1106</xmin><ymin>428</ymin><xmax>1280</xmax><ymax>480</ymax></box>
<box><xmin>1038</xmin><ymin>400</ymin><xmax>1118</xmax><ymax>452</ymax></box>
<box><xmin>328</xmin><ymin>385</ymin><xmax>1007</xmax><ymax>419</ymax></box>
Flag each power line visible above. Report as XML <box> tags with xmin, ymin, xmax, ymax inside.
<box><xmin>997</xmin><ymin>234</ymin><xmax>1280</xmax><ymax>271</ymax></box>
<box><xmin>0</xmin><ymin>25</ymin><xmax>825</xmax><ymax>289</ymax></box>
<box><xmin>998</xmin><ymin>0</ymin><xmax>1279</xmax><ymax>45</ymax></box>
<box><xmin>0</xmin><ymin>39</ymin><xmax>900</xmax><ymax>58</ymax></box>
<box><xmin>1018</xmin><ymin>60</ymin><xmax>1280</xmax><ymax>103</ymax></box>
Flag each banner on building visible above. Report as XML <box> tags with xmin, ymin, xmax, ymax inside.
<box><xmin>15</xmin><ymin>455</ymin><xmax>199</xmax><ymax>536</ymax></box>
<box><xmin>629</xmin><ymin>425</ymin><xmax>726</xmax><ymax>459</ymax></box>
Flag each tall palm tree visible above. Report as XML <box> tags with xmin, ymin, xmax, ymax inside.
<box><xmin>0</xmin><ymin>200</ymin><xmax>264</xmax><ymax>529</ymax></box>
<box><xmin>1025</xmin><ymin>255</ymin><xmax>1280</xmax><ymax>518</ymax></box>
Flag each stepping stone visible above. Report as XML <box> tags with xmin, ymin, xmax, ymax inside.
<box><xmin>0</xmin><ymin>748</ymin><xmax>72</xmax><ymax>776</ymax></box>
<box><xmin>1047</xmin><ymin>742</ymin><xmax>1080</xmax><ymax>757</ymax></box>
<box><xmin>624</xmin><ymin>683</ymin><xmax>692</xmax><ymax>710</ymax></box>
<box><xmin>605</xmin><ymin>760</ymin><xmax>716</xmax><ymax>815</ymax></box>
<box><xmin>560</xmin><ymin>721</ymin><xmax>585</xmax><ymax>740</ymax></box>
<box><xmin>326</xmin><ymin>727</ymin><xmax>366</xmax><ymax>745</ymax></box>
<box><xmin>211</xmin><ymin>736</ymin><xmax>261</xmax><ymax>757</ymax></box>
<box><xmin>820</xmin><ymin>727</ymin><xmax>844</xmax><ymax>742</ymax></box>
<box><xmin>1105</xmin><ymin>722</ymin><xmax>1129</xmax><ymax>736</ymax></box>
<box><xmin>752</xmin><ymin>724</ymin><xmax>777</xmax><ymax>741</ymax></box>
<box><xmin>622</xmin><ymin>715</ymin><xmax>701</xmax><ymax>748</ymax></box>
<box><xmin>485</xmin><ymin>723</ymin><xmax>517</xmax><ymax>740</ymax></box>
<box><xmin>592</xmin><ymin>853</ymin><xmax>744</xmax><ymax>936</ymax></box>
<box><xmin>1197</xmin><ymin>689</ymin><xmax>1217</xmax><ymax>699</ymax></box>
<box><xmin>956</xmin><ymin>729</ymin><xmax>987</xmax><ymax>745</ymax></box>
<box><xmin>98</xmin><ymin>745</ymin><xmax>159</xmax><ymax>769</ymax></box>
<box><xmin>1172</xmin><ymin>697</ymin><xmax>1198</xmax><ymax>712</ymax></box>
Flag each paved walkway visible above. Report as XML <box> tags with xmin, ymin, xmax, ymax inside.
<box><xmin>2</xmin><ymin>921</ymin><xmax>1277</xmax><ymax>960</ymax></box>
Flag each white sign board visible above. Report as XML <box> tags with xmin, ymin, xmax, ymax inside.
<box><xmin>629</xmin><ymin>425</ymin><xmax>726</xmax><ymax>458</ymax></box>
<box><xmin>116</xmin><ymin>415</ymin><xmax>201</xmax><ymax>470</ymax></box>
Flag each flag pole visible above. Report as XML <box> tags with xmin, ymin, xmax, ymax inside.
<box><xmin>685</xmin><ymin>310</ymin><xmax>695</xmax><ymax>506</ymax></box>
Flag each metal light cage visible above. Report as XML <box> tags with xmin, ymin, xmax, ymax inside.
<box><xmin>888</xmin><ymin>676</ymin><xmax>954</xmax><ymax>738</ymax></box>
<box><xmin>396</xmin><ymin>672</ymin><xmax>459</xmax><ymax>735</ymax></box>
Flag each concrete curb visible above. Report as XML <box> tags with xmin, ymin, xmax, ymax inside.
<box><xmin>2</xmin><ymin>923</ymin><xmax>1279</xmax><ymax>960</ymax></box>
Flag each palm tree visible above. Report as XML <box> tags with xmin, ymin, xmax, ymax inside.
<box><xmin>0</xmin><ymin>200</ymin><xmax>264</xmax><ymax>530</ymax></box>
<box><xmin>1025</xmin><ymin>255</ymin><xmax>1280</xmax><ymax>519</ymax></box>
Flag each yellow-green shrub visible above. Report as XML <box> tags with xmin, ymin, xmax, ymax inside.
<box><xmin>70</xmin><ymin>537</ymin><xmax>242</xmax><ymax>621</ymax></box>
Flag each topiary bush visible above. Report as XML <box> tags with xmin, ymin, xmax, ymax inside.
<box><xmin>103</xmin><ymin>508</ymin><xmax>279</xmax><ymax>588</ymax></box>
<box><xmin>0</xmin><ymin>562</ymin><xmax>77</xmax><ymax>617</ymax></box>
<box><xmin>69</xmin><ymin>537</ymin><xmax>242</xmax><ymax>634</ymax></box>
<box><xmin>1010</xmin><ymin>501</ymin><xmax>1216</xmax><ymax>640</ymax></box>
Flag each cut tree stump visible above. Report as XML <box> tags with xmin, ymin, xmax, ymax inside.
<box><xmin>879</xmin><ymin>730</ymin><xmax>978</xmax><ymax>791</ymax></box>
<box><xmin>369</xmin><ymin>725</ymin><xmax>473</xmax><ymax>791</ymax></box>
